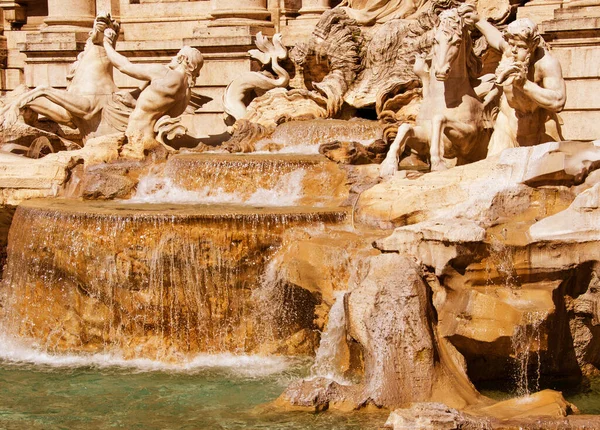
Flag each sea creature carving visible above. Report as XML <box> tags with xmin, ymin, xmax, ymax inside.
<box><xmin>223</xmin><ymin>32</ymin><xmax>290</xmax><ymax>124</ymax></box>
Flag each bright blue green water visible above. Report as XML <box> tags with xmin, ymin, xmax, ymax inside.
<box><xmin>0</xmin><ymin>357</ymin><xmax>387</xmax><ymax>430</ymax></box>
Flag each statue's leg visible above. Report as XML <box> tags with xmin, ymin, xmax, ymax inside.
<box><xmin>429</xmin><ymin>114</ymin><xmax>447</xmax><ymax>171</ymax></box>
<box><xmin>26</xmin><ymin>98</ymin><xmax>76</xmax><ymax>127</ymax></box>
<box><xmin>33</xmin><ymin>88</ymin><xmax>94</xmax><ymax>119</ymax></box>
<box><xmin>379</xmin><ymin>123</ymin><xmax>413</xmax><ymax>178</ymax></box>
<box><xmin>1</xmin><ymin>86</ymin><xmax>93</xmax><ymax>128</ymax></box>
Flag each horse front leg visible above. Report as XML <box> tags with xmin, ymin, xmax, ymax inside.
<box><xmin>429</xmin><ymin>114</ymin><xmax>447</xmax><ymax>171</ymax></box>
<box><xmin>379</xmin><ymin>123</ymin><xmax>414</xmax><ymax>178</ymax></box>
<box><xmin>1</xmin><ymin>86</ymin><xmax>94</xmax><ymax>129</ymax></box>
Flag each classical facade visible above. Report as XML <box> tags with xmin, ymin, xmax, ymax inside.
<box><xmin>1</xmin><ymin>0</ymin><xmax>600</xmax><ymax>140</ymax></box>
<box><xmin>0</xmin><ymin>0</ymin><xmax>341</xmax><ymax>138</ymax></box>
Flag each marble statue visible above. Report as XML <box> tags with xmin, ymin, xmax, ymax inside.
<box><xmin>223</xmin><ymin>32</ymin><xmax>289</xmax><ymax>125</ymax></box>
<box><xmin>379</xmin><ymin>4</ymin><xmax>488</xmax><ymax>176</ymax></box>
<box><xmin>473</xmin><ymin>15</ymin><xmax>566</xmax><ymax>156</ymax></box>
<box><xmin>340</xmin><ymin>0</ymin><xmax>427</xmax><ymax>25</ymax></box>
<box><xmin>102</xmin><ymin>28</ymin><xmax>204</xmax><ymax>159</ymax></box>
<box><xmin>0</xmin><ymin>12</ymin><xmax>123</xmax><ymax>141</ymax></box>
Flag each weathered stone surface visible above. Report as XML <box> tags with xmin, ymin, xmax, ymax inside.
<box><xmin>385</xmin><ymin>391</ymin><xmax>588</xmax><ymax>430</ymax></box>
<box><xmin>357</xmin><ymin>144</ymin><xmax>587</xmax><ymax>229</ymax></box>
<box><xmin>276</xmin><ymin>377</ymin><xmax>362</xmax><ymax>412</ymax></box>
<box><xmin>274</xmin><ymin>229</ymin><xmax>381</xmax><ymax>306</ymax></box>
<box><xmin>529</xmin><ymin>183</ymin><xmax>600</xmax><ymax>242</ymax></box>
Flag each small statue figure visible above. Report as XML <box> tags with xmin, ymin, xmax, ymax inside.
<box><xmin>102</xmin><ymin>28</ymin><xmax>204</xmax><ymax>159</ymax></box>
<box><xmin>0</xmin><ymin>12</ymin><xmax>122</xmax><ymax>141</ymax></box>
<box><xmin>473</xmin><ymin>16</ymin><xmax>566</xmax><ymax>156</ymax></box>
<box><xmin>222</xmin><ymin>32</ymin><xmax>289</xmax><ymax>125</ymax></box>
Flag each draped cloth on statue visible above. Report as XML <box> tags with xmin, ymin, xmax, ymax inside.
<box><xmin>340</xmin><ymin>0</ymin><xmax>427</xmax><ymax>25</ymax></box>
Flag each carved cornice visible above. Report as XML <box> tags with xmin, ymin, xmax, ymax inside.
<box><xmin>0</xmin><ymin>1</ymin><xmax>26</xmax><ymax>29</ymax></box>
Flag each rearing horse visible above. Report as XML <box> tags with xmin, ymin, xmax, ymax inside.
<box><xmin>379</xmin><ymin>5</ymin><xmax>488</xmax><ymax>175</ymax></box>
<box><xmin>0</xmin><ymin>12</ymin><xmax>124</xmax><ymax>141</ymax></box>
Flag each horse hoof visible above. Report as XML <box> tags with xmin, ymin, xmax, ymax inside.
<box><xmin>379</xmin><ymin>161</ymin><xmax>398</xmax><ymax>178</ymax></box>
<box><xmin>430</xmin><ymin>161</ymin><xmax>448</xmax><ymax>172</ymax></box>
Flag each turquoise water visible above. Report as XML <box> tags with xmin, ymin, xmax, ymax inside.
<box><xmin>0</xmin><ymin>357</ymin><xmax>387</xmax><ymax>430</ymax></box>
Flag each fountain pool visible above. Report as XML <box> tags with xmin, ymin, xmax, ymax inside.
<box><xmin>0</xmin><ymin>352</ymin><xmax>389</xmax><ymax>429</ymax></box>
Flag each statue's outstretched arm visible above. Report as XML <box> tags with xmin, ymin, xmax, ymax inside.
<box><xmin>103</xmin><ymin>30</ymin><xmax>165</xmax><ymax>82</ymax></box>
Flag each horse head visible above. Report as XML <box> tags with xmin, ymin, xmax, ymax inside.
<box><xmin>431</xmin><ymin>4</ymin><xmax>478</xmax><ymax>81</ymax></box>
<box><xmin>89</xmin><ymin>11</ymin><xmax>120</xmax><ymax>46</ymax></box>
<box><xmin>431</xmin><ymin>8</ymin><xmax>465</xmax><ymax>81</ymax></box>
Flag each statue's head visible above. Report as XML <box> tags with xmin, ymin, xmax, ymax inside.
<box><xmin>504</xmin><ymin>18</ymin><xmax>541</xmax><ymax>62</ymax></box>
<box><xmin>170</xmin><ymin>46</ymin><xmax>204</xmax><ymax>86</ymax></box>
<box><xmin>91</xmin><ymin>11</ymin><xmax>120</xmax><ymax>46</ymax></box>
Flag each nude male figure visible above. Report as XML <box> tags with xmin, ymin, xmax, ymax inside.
<box><xmin>103</xmin><ymin>28</ymin><xmax>203</xmax><ymax>159</ymax></box>
<box><xmin>473</xmin><ymin>16</ymin><xmax>566</xmax><ymax>156</ymax></box>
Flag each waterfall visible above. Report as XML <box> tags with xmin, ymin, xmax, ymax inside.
<box><xmin>127</xmin><ymin>153</ymin><xmax>347</xmax><ymax>207</ymax></box>
<box><xmin>511</xmin><ymin>311</ymin><xmax>547</xmax><ymax>397</ymax></box>
<box><xmin>311</xmin><ymin>290</ymin><xmax>349</xmax><ymax>384</ymax></box>
<box><xmin>0</xmin><ymin>199</ymin><xmax>346</xmax><ymax>361</ymax></box>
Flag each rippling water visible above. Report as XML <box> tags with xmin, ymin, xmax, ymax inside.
<box><xmin>0</xmin><ymin>346</ymin><xmax>387</xmax><ymax>430</ymax></box>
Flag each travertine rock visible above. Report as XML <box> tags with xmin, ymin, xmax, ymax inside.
<box><xmin>385</xmin><ymin>390</ymin><xmax>586</xmax><ymax>430</ymax></box>
<box><xmin>529</xmin><ymin>183</ymin><xmax>600</xmax><ymax>242</ymax></box>
<box><xmin>357</xmin><ymin>143</ymin><xmax>591</xmax><ymax>229</ymax></box>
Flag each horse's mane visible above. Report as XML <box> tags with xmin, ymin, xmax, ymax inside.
<box><xmin>437</xmin><ymin>7</ymin><xmax>482</xmax><ymax>80</ymax></box>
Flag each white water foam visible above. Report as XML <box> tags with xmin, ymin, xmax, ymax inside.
<box><xmin>127</xmin><ymin>169</ymin><xmax>307</xmax><ymax>206</ymax></box>
<box><xmin>0</xmin><ymin>334</ymin><xmax>293</xmax><ymax>376</ymax></box>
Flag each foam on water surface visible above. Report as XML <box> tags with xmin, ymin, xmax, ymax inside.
<box><xmin>129</xmin><ymin>169</ymin><xmax>307</xmax><ymax>206</ymax></box>
<box><xmin>0</xmin><ymin>334</ymin><xmax>295</xmax><ymax>376</ymax></box>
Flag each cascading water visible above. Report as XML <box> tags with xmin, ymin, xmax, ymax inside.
<box><xmin>311</xmin><ymin>290</ymin><xmax>349</xmax><ymax>384</ymax></box>
<box><xmin>489</xmin><ymin>234</ymin><xmax>519</xmax><ymax>289</ymax></box>
<box><xmin>129</xmin><ymin>153</ymin><xmax>350</xmax><ymax>207</ymax></box>
<box><xmin>511</xmin><ymin>311</ymin><xmax>547</xmax><ymax>397</ymax></box>
<box><xmin>0</xmin><ymin>199</ymin><xmax>347</xmax><ymax>361</ymax></box>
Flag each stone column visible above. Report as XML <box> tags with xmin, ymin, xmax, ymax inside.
<box><xmin>210</xmin><ymin>0</ymin><xmax>271</xmax><ymax>26</ymax></box>
<box><xmin>43</xmin><ymin>0</ymin><xmax>96</xmax><ymax>32</ymax></box>
<box><xmin>298</xmin><ymin>0</ymin><xmax>330</xmax><ymax>19</ymax></box>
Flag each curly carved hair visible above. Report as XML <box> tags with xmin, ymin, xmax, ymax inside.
<box><xmin>504</xmin><ymin>18</ymin><xmax>542</xmax><ymax>50</ymax></box>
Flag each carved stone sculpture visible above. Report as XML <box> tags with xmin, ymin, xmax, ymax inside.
<box><xmin>379</xmin><ymin>4</ymin><xmax>489</xmax><ymax>175</ymax></box>
<box><xmin>340</xmin><ymin>0</ymin><xmax>427</xmax><ymax>25</ymax></box>
<box><xmin>102</xmin><ymin>29</ymin><xmax>204</xmax><ymax>159</ymax></box>
<box><xmin>474</xmin><ymin>16</ymin><xmax>566</xmax><ymax>157</ymax></box>
<box><xmin>290</xmin><ymin>8</ymin><xmax>364</xmax><ymax>118</ymax></box>
<box><xmin>223</xmin><ymin>32</ymin><xmax>289</xmax><ymax>124</ymax></box>
<box><xmin>0</xmin><ymin>12</ymin><xmax>122</xmax><ymax>141</ymax></box>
